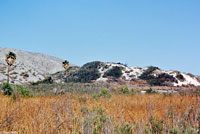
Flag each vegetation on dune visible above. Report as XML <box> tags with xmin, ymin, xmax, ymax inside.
<box><xmin>103</xmin><ymin>66</ymin><xmax>123</xmax><ymax>79</ymax></box>
<box><xmin>66</xmin><ymin>61</ymin><xmax>104</xmax><ymax>83</ymax></box>
<box><xmin>73</xmin><ymin>69</ymin><xmax>100</xmax><ymax>82</ymax></box>
<box><xmin>81</xmin><ymin>61</ymin><xmax>104</xmax><ymax>69</ymax></box>
<box><xmin>139</xmin><ymin>66</ymin><xmax>159</xmax><ymax>80</ymax></box>
<box><xmin>176</xmin><ymin>72</ymin><xmax>185</xmax><ymax>81</ymax></box>
<box><xmin>147</xmin><ymin>73</ymin><xmax>177</xmax><ymax>86</ymax></box>
<box><xmin>139</xmin><ymin>66</ymin><xmax>178</xmax><ymax>86</ymax></box>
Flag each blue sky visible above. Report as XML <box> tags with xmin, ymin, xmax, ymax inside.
<box><xmin>0</xmin><ymin>0</ymin><xmax>200</xmax><ymax>74</ymax></box>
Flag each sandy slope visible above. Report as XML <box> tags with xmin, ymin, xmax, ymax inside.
<box><xmin>0</xmin><ymin>47</ymin><xmax>64</xmax><ymax>84</ymax></box>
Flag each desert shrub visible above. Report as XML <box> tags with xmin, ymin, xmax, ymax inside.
<box><xmin>93</xmin><ymin>88</ymin><xmax>111</xmax><ymax>99</ymax></box>
<box><xmin>16</xmin><ymin>85</ymin><xmax>32</xmax><ymax>98</ymax></box>
<box><xmin>176</xmin><ymin>73</ymin><xmax>185</xmax><ymax>81</ymax></box>
<box><xmin>82</xmin><ymin>106</ymin><xmax>135</xmax><ymax>134</ymax></box>
<box><xmin>146</xmin><ymin>88</ymin><xmax>156</xmax><ymax>94</ymax></box>
<box><xmin>52</xmin><ymin>66</ymin><xmax>80</xmax><ymax>81</ymax></box>
<box><xmin>139</xmin><ymin>66</ymin><xmax>159</xmax><ymax>80</ymax></box>
<box><xmin>2</xmin><ymin>82</ymin><xmax>13</xmax><ymax>96</ymax></box>
<box><xmin>92</xmin><ymin>107</ymin><xmax>108</xmax><ymax>134</ymax></box>
<box><xmin>103</xmin><ymin>66</ymin><xmax>123</xmax><ymax>78</ymax></box>
<box><xmin>68</xmin><ymin>61</ymin><xmax>103</xmax><ymax>83</ymax></box>
<box><xmin>131</xmin><ymin>88</ymin><xmax>135</xmax><ymax>95</ymax></box>
<box><xmin>120</xmin><ymin>86</ymin><xmax>130</xmax><ymax>94</ymax></box>
<box><xmin>82</xmin><ymin>61</ymin><xmax>104</xmax><ymax>69</ymax></box>
<box><xmin>169</xmin><ymin>128</ymin><xmax>178</xmax><ymax>134</ymax></box>
<box><xmin>184</xmin><ymin>127</ymin><xmax>198</xmax><ymax>134</ymax></box>
<box><xmin>149</xmin><ymin>73</ymin><xmax>177</xmax><ymax>86</ymax></box>
<box><xmin>115</xmin><ymin>122</ymin><xmax>134</xmax><ymax>134</ymax></box>
<box><xmin>65</xmin><ymin>66</ymin><xmax>80</xmax><ymax>74</ymax></box>
<box><xmin>147</xmin><ymin>79</ymin><xmax>162</xmax><ymax>86</ymax></box>
<box><xmin>74</xmin><ymin>68</ymin><xmax>100</xmax><ymax>83</ymax></box>
<box><xmin>149</xmin><ymin>116</ymin><xmax>164</xmax><ymax>134</ymax></box>
<box><xmin>139</xmin><ymin>66</ymin><xmax>177</xmax><ymax>86</ymax></box>
<box><xmin>100</xmin><ymin>89</ymin><xmax>111</xmax><ymax>98</ymax></box>
<box><xmin>81</xmin><ymin>106</ymin><xmax>109</xmax><ymax>134</ymax></box>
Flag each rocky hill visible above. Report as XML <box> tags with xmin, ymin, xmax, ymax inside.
<box><xmin>51</xmin><ymin>61</ymin><xmax>200</xmax><ymax>87</ymax></box>
<box><xmin>0</xmin><ymin>48</ymin><xmax>199</xmax><ymax>87</ymax></box>
<box><xmin>0</xmin><ymin>47</ymin><xmax>65</xmax><ymax>84</ymax></box>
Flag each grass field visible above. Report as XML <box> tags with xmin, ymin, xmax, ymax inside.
<box><xmin>0</xmin><ymin>92</ymin><xmax>200</xmax><ymax>134</ymax></box>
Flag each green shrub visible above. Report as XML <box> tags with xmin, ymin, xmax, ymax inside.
<box><xmin>75</xmin><ymin>68</ymin><xmax>101</xmax><ymax>83</ymax></box>
<box><xmin>93</xmin><ymin>94</ymin><xmax>100</xmax><ymax>99</ymax></box>
<box><xmin>82</xmin><ymin>61</ymin><xmax>104</xmax><ymax>69</ymax></box>
<box><xmin>139</xmin><ymin>66</ymin><xmax>177</xmax><ymax>86</ymax></box>
<box><xmin>146</xmin><ymin>88</ymin><xmax>156</xmax><ymax>94</ymax></box>
<box><xmin>79</xmin><ymin>106</ymin><xmax>109</xmax><ymax>134</ymax></box>
<box><xmin>169</xmin><ymin>127</ymin><xmax>179</xmax><ymax>134</ymax></box>
<box><xmin>147</xmin><ymin>73</ymin><xmax>177</xmax><ymax>86</ymax></box>
<box><xmin>103</xmin><ymin>66</ymin><xmax>123</xmax><ymax>78</ymax></box>
<box><xmin>131</xmin><ymin>88</ymin><xmax>135</xmax><ymax>95</ymax></box>
<box><xmin>149</xmin><ymin>116</ymin><xmax>164</xmax><ymax>134</ymax></box>
<box><xmin>120</xmin><ymin>86</ymin><xmax>130</xmax><ymax>94</ymax></box>
<box><xmin>81</xmin><ymin>106</ymin><xmax>109</xmax><ymax>134</ymax></box>
<box><xmin>176</xmin><ymin>73</ymin><xmax>185</xmax><ymax>81</ymax></box>
<box><xmin>16</xmin><ymin>85</ymin><xmax>32</xmax><ymax>98</ymax></box>
<box><xmin>93</xmin><ymin>88</ymin><xmax>111</xmax><ymax>99</ymax></box>
<box><xmin>100</xmin><ymin>89</ymin><xmax>111</xmax><ymax>98</ymax></box>
<box><xmin>184</xmin><ymin>127</ymin><xmax>198</xmax><ymax>134</ymax></box>
<box><xmin>139</xmin><ymin>66</ymin><xmax>159</xmax><ymax>80</ymax></box>
<box><xmin>2</xmin><ymin>82</ymin><xmax>13</xmax><ymax>96</ymax></box>
<box><xmin>115</xmin><ymin>122</ymin><xmax>134</xmax><ymax>134</ymax></box>
<box><xmin>68</xmin><ymin>61</ymin><xmax>103</xmax><ymax>83</ymax></box>
<box><xmin>92</xmin><ymin>107</ymin><xmax>108</xmax><ymax>134</ymax></box>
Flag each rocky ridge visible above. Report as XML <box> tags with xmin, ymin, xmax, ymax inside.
<box><xmin>0</xmin><ymin>47</ymin><xmax>65</xmax><ymax>84</ymax></box>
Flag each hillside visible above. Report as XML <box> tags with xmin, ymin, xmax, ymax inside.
<box><xmin>0</xmin><ymin>48</ymin><xmax>199</xmax><ymax>87</ymax></box>
<box><xmin>51</xmin><ymin>61</ymin><xmax>200</xmax><ymax>87</ymax></box>
<box><xmin>0</xmin><ymin>47</ymin><xmax>65</xmax><ymax>84</ymax></box>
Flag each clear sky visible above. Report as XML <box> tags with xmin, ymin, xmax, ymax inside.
<box><xmin>0</xmin><ymin>0</ymin><xmax>199</xmax><ymax>74</ymax></box>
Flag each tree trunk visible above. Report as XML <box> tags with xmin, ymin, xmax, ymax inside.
<box><xmin>7</xmin><ymin>65</ymin><xmax>10</xmax><ymax>83</ymax></box>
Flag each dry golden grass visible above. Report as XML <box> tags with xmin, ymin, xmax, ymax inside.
<box><xmin>0</xmin><ymin>93</ymin><xmax>199</xmax><ymax>133</ymax></box>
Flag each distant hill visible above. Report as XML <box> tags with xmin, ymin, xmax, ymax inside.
<box><xmin>0</xmin><ymin>48</ymin><xmax>199</xmax><ymax>87</ymax></box>
<box><xmin>51</xmin><ymin>61</ymin><xmax>200</xmax><ymax>87</ymax></box>
<box><xmin>0</xmin><ymin>47</ymin><xmax>66</xmax><ymax>84</ymax></box>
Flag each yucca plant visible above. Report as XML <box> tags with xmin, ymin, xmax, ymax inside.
<box><xmin>62</xmin><ymin>60</ymin><xmax>69</xmax><ymax>74</ymax></box>
<box><xmin>5</xmin><ymin>51</ymin><xmax>16</xmax><ymax>83</ymax></box>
